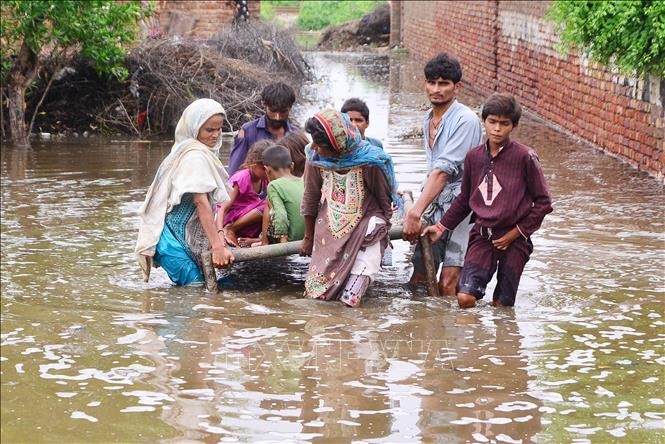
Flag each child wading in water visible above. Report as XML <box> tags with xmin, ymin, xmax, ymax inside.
<box><xmin>252</xmin><ymin>144</ymin><xmax>305</xmax><ymax>246</ymax></box>
<box><xmin>217</xmin><ymin>140</ymin><xmax>271</xmax><ymax>247</ymax></box>
<box><xmin>299</xmin><ymin>109</ymin><xmax>398</xmax><ymax>308</ymax></box>
<box><xmin>422</xmin><ymin>93</ymin><xmax>552</xmax><ymax>308</ymax></box>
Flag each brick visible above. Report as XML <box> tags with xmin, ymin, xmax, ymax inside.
<box><xmin>400</xmin><ymin>0</ymin><xmax>661</xmax><ymax>177</ymax></box>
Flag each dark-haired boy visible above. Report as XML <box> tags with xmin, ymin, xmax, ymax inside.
<box><xmin>403</xmin><ymin>53</ymin><xmax>483</xmax><ymax>296</ymax></box>
<box><xmin>422</xmin><ymin>93</ymin><xmax>553</xmax><ymax>308</ymax></box>
<box><xmin>228</xmin><ymin>82</ymin><xmax>298</xmax><ymax>175</ymax></box>
<box><xmin>341</xmin><ymin>98</ymin><xmax>383</xmax><ymax>149</ymax></box>
<box><xmin>252</xmin><ymin>144</ymin><xmax>304</xmax><ymax>246</ymax></box>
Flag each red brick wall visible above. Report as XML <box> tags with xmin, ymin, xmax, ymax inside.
<box><xmin>154</xmin><ymin>0</ymin><xmax>260</xmax><ymax>38</ymax></box>
<box><xmin>397</xmin><ymin>0</ymin><xmax>664</xmax><ymax>180</ymax></box>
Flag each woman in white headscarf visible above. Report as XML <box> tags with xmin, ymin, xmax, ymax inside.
<box><xmin>135</xmin><ymin>98</ymin><xmax>234</xmax><ymax>285</ymax></box>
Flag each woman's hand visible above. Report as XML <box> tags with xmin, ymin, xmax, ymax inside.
<box><xmin>492</xmin><ymin>227</ymin><xmax>521</xmax><ymax>251</ymax></box>
<box><xmin>212</xmin><ymin>245</ymin><xmax>234</xmax><ymax>268</ymax></box>
<box><xmin>421</xmin><ymin>223</ymin><xmax>446</xmax><ymax>243</ymax></box>
<box><xmin>300</xmin><ymin>235</ymin><xmax>313</xmax><ymax>256</ymax></box>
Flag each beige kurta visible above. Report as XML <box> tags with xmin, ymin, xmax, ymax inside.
<box><xmin>300</xmin><ymin>162</ymin><xmax>393</xmax><ymax>300</ymax></box>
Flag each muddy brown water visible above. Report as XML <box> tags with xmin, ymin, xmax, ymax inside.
<box><xmin>1</xmin><ymin>52</ymin><xmax>664</xmax><ymax>443</ymax></box>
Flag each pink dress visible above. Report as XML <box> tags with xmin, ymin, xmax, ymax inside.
<box><xmin>223</xmin><ymin>169</ymin><xmax>268</xmax><ymax>237</ymax></box>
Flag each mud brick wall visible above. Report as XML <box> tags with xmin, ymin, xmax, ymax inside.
<box><xmin>154</xmin><ymin>0</ymin><xmax>260</xmax><ymax>38</ymax></box>
<box><xmin>396</xmin><ymin>0</ymin><xmax>664</xmax><ymax>180</ymax></box>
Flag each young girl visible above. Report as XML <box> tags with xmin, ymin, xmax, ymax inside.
<box><xmin>217</xmin><ymin>140</ymin><xmax>272</xmax><ymax>247</ymax></box>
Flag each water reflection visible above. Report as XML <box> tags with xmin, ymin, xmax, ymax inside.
<box><xmin>1</xmin><ymin>52</ymin><xmax>664</xmax><ymax>443</ymax></box>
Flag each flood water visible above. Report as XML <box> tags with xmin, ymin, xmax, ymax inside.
<box><xmin>1</xmin><ymin>52</ymin><xmax>664</xmax><ymax>443</ymax></box>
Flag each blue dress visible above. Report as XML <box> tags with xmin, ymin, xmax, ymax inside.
<box><xmin>154</xmin><ymin>193</ymin><xmax>205</xmax><ymax>285</ymax></box>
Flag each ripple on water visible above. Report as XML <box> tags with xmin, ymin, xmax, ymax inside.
<box><xmin>2</xmin><ymin>51</ymin><xmax>665</xmax><ymax>443</ymax></box>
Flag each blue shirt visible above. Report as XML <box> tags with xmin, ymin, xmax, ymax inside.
<box><xmin>423</xmin><ymin>99</ymin><xmax>483</xmax><ymax>208</ymax></box>
<box><xmin>228</xmin><ymin>115</ymin><xmax>298</xmax><ymax>175</ymax></box>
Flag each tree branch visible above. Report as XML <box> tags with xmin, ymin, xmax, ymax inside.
<box><xmin>28</xmin><ymin>65</ymin><xmax>60</xmax><ymax>136</ymax></box>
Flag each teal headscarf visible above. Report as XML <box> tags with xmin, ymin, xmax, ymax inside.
<box><xmin>306</xmin><ymin>109</ymin><xmax>400</xmax><ymax>207</ymax></box>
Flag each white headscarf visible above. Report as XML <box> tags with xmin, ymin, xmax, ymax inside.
<box><xmin>135</xmin><ymin>99</ymin><xmax>230</xmax><ymax>277</ymax></box>
<box><xmin>173</xmin><ymin>98</ymin><xmax>225</xmax><ymax>154</ymax></box>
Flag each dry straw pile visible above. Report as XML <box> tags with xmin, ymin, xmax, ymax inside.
<box><xmin>26</xmin><ymin>22</ymin><xmax>310</xmax><ymax>137</ymax></box>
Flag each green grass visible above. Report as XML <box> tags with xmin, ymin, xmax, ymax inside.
<box><xmin>262</xmin><ymin>1</ymin><xmax>385</xmax><ymax>31</ymax></box>
<box><xmin>261</xmin><ymin>0</ymin><xmax>302</xmax><ymax>21</ymax></box>
<box><xmin>297</xmin><ymin>1</ymin><xmax>385</xmax><ymax>31</ymax></box>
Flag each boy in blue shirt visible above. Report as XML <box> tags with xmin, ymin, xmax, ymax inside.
<box><xmin>341</xmin><ymin>98</ymin><xmax>383</xmax><ymax>149</ymax></box>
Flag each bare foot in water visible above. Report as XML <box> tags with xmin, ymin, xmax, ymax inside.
<box><xmin>223</xmin><ymin>227</ymin><xmax>239</xmax><ymax>247</ymax></box>
<box><xmin>408</xmin><ymin>272</ymin><xmax>427</xmax><ymax>289</ymax></box>
<box><xmin>237</xmin><ymin>237</ymin><xmax>260</xmax><ymax>248</ymax></box>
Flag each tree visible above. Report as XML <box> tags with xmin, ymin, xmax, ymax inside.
<box><xmin>1</xmin><ymin>0</ymin><xmax>151</xmax><ymax>145</ymax></box>
<box><xmin>548</xmin><ymin>0</ymin><xmax>665</xmax><ymax>78</ymax></box>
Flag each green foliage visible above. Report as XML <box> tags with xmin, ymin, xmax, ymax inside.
<box><xmin>1</xmin><ymin>0</ymin><xmax>152</xmax><ymax>80</ymax></box>
<box><xmin>548</xmin><ymin>0</ymin><xmax>665</xmax><ymax>77</ymax></box>
<box><xmin>297</xmin><ymin>0</ymin><xmax>384</xmax><ymax>31</ymax></box>
<box><xmin>261</xmin><ymin>0</ymin><xmax>302</xmax><ymax>21</ymax></box>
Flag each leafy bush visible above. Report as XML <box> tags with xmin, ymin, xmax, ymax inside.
<box><xmin>548</xmin><ymin>0</ymin><xmax>665</xmax><ymax>77</ymax></box>
<box><xmin>297</xmin><ymin>1</ymin><xmax>384</xmax><ymax>31</ymax></box>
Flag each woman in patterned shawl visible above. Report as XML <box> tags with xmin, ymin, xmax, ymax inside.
<box><xmin>135</xmin><ymin>98</ymin><xmax>234</xmax><ymax>285</ymax></box>
<box><xmin>300</xmin><ymin>109</ymin><xmax>398</xmax><ymax>307</ymax></box>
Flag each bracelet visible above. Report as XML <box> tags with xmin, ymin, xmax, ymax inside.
<box><xmin>435</xmin><ymin>222</ymin><xmax>446</xmax><ymax>233</ymax></box>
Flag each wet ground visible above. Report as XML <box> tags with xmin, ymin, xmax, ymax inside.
<box><xmin>1</xmin><ymin>52</ymin><xmax>664</xmax><ymax>443</ymax></box>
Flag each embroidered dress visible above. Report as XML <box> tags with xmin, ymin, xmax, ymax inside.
<box><xmin>322</xmin><ymin>168</ymin><xmax>364</xmax><ymax>238</ymax></box>
<box><xmin>301</xmin><ymin>109</ymin><xmax>398</xmax><ymax>301</ymax></box>
<box><xmin>301</xmin><ymin>164</ymin><xmax>392</xmax><ymax>300</ymax></box>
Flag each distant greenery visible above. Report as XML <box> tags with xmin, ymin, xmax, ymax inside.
<box><xmin>297</xmin><ymin>1</ymin><xmax>384</xmax><ymax>31</ymax></box>
<box><xmin>260</xmin><ymin>0</ymin><xmax>302</xmax><ymax>21</ymax></box>
<box><xmin>548</xmin><ymin>0</ymin><xmax>665</xmax><ymax>77</ymax></box>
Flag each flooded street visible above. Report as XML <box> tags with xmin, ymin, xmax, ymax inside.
<box><xmin>2</xmin><ymin>52</ymin><xmax>664</xmax><ymax>443</ymax></box>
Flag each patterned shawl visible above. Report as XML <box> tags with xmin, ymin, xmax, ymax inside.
<box><xmin>135</xmin><ymin>99</ymin><xmax>230</xmax><ymax>280</ymax></box>
<box><xmin>305</xmin><ymin>109</ymin><xmax>400</xmax><ymax>206</ymax></box>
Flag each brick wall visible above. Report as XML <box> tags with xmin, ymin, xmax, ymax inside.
<box><xmin>154</xmin><ymin>0</ymin><xmax>260</xmax><ymax>38</ymax></box>
<box><xmin>396</xmin><ymin>0</ymin><xmax>664</xmax><ymax>180</ymax></box>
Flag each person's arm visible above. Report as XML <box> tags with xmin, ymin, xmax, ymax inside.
<box><xmin>492</xmin><ymin>152</ymin><xmax>552</xmax><ymax>250</ymax></box>
<box><xmin>299</xmin><ymin>162</ymin><xmax>322</xmax><ymax>256</ymax></box>
<box><xmin>515</xmin><ymin>151</ymin><xmax>553</xmax><ymax>238</ymax></box>
<box><xmin>193</xmin><ymin>193</ymin><xmax>233</xmax><ymax>267</ymax></box>
<box><xmin>404</xmin><ymin>117</ymin><xmax>481</xmax><ymax>242</ymax></box>
<box><xmin>364</xmin><ymin>165</ymin><xmax>393</xmax><ymax>221</ymax></box>
<box><xmin>440</xmin><ymin>154</ymin><xmax>473</xmax><ymax>231</ymax></box>
<box><xmin>422</xmin><ymin>157</ymin><xmax>474</xmax><ymax>243</ymax></box>
<box><xmin>216</xmin><ymin>184</ymin><xmax>239</xmax><ymax>245</ymax></box>
<box><xmin>227</xmin><ymin>129</ymin><xmax>248</xmax><ymax>176</ymax></box>
<box><xmin>403</xmin><ymin>169</ymin><xmax>449</xmax><ymax>241</ymax></box>
<box><xmin>301</xmin><ymin>215</ymin><xmax>315</xmax><ymax>256</ymax></box>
